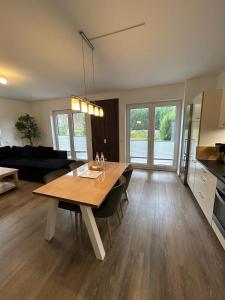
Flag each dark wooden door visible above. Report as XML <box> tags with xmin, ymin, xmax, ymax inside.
<box><xmin>91</xmin><ymin>99</ymin><xmax>119</xmax><ymax>162</ymax></box>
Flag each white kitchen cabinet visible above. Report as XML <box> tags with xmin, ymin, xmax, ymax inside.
<box><xmin>194</xmin><ymin>161</ymin><xmax>217</xmax><ymax>224</ymax></box>
<box><xmin>192</xmin><ymin>93</ymin><xmax>203</xmax><ymax>121</ymax></box>
<box><xmin>218</xmin><ymin>89</ymin><xmax>225</xmax><ymax>128</ymax></box>
<box><xmin>187</xmin><ymin>89</ymin><xmax>225</xmax><ymax>194</ymax></box>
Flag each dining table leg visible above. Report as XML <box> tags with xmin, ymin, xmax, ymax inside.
<box><xmin>80</xmin><ymin>205</ymin><xmax>105</xmax><ymax>261</ymax></box>
<box><xmin>45</xmin><ymin>199</ymin><xmax>58</xmax><ymax>241</ymax></box>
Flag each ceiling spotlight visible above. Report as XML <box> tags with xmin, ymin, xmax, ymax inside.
<box><xmin>0</xmin><ymin>77</ymin><xmax>7</xmax><ymax>85</ymax></box>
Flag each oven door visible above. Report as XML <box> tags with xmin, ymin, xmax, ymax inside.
<box><xmin>213</xmin><ymin>188</ymin><xmax>225</xmax><ymax>238</ymax></box>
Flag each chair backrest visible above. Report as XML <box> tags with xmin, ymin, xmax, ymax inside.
<box><xmin>43</xmin><ymin>168</ymin><xmax>69</xmax><ymax>184</ymax></box>
<box><xmin>93</xmin><ymin>176</ymin><xmax>126</xmax><ymax>218</ymax></box>
<box><xmin>69</xmin><ymin>161</ymin><xmax>85</xmax><ymax>171</ymax></box>
<box><xmin>123</xmin><ymin>164</ymin><xmax>133</xmax><ymax>191</ymax></box>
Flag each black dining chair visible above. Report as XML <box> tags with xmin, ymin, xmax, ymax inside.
<box><xmin>43</xmin><ymin>169</ymin><xmax>82</xmax><ymax>232</ymax></box>
<box><xmin>118</xmin><ymin>165</ymin><xmax>133</xmax><ymax>217</ymax></box>
<box><xmin>122</xmin><ymin>164</ymin><xmax>133</xmax><ymax>202</ymax></box>
<box><xmin>43</xmin><ymin>168</ymin><xmax>68</xmax><ymax>183</ymax></box>
<box><xmin>92</xmin><ymin>175</ymin><xmax>126</xmax><ymax>247</ymax></box>
<box><xmin>69</xmin><ymin>161</ymin><xmax>85</xmax><ymax>171</ymax></box>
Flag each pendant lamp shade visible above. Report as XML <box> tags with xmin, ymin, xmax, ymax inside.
<box><xmin>88</xmin><ymin>103</ymin><xmax>94</xmax><ymax>115</ymax></box>
<box><xmin>99</xmin><ymin>108</ymin><xmax>104</xmax><ymax>117</ymax></box>
<box><xmin>81</xmin><ymin>101</ymin><xmax>88</xmax><ymax>113</ymax></box>
<box><xmin>94</xmin><ymin>106</ymin><xmax>99</xmax><ymax>116</ymax></box>
<box><xmin>71</xmin><ymin>96</ymin><xmax>81</xmax><ymax>111</ymax></box>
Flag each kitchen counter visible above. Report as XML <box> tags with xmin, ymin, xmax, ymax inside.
<box><xmin>199</xmin><ymin>160</ymin><xmax>225</xmax><ymax>184</ymax></box>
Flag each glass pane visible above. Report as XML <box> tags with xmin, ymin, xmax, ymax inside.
<box><xmin>153</xmin><ymin>105</ymin><xmax>176</xmax><ymax>166</ymax></box>
<box><xmin>129</xmin><ymin>107</ymin><xmax>148</xmax><ymax>165</ymax></box>
<box><xmin>56</xmin><ymin>114</ymin><xmax>71</xmax><ymax>157</ymax></box>
<box><xmin>73</xmin><ymin>113</ymin><xmax>88</xmax><ymax>160</ymax></box>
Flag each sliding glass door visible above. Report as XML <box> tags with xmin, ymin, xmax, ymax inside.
<box><xmin>53</xmin><ymin>110</ymin><xmax>89</xmax><ymax>160</ymax></box>
<box><xmin>127</xmin><ymin>101</ymin><xmax>181</xmax><ymax>170</ymax></box>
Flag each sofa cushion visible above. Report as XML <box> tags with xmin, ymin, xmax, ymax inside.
<box><xmin>0</xmin><ymin>146</ymin><xmax>11</xmax><ymax>159</ymax></box>
<box><xmin>2</xmin><ymin>158</ymin><xmax>70</xmax><ymax>169</ymax></box>
<box><xmin>33</xmin><ymin>146</ymin><xmax>55</xmax><ymax>158</ymax></box>
<box><xmin>23</xmin><ymin>145</ymin><xmax>34</xmax><ymax>157</ymax></box>
<box><xmin>11</xmin><ymin>146</ymin><xmax>22</xmax><ymax>157</ymax></box>
<box><xmin>11</xmin><ymin>146</ymin><xmax>33</xmax><ymax>158</ymax></box>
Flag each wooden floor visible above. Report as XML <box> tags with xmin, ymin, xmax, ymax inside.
<box><xmin>0</xmin><ymin>170</ymin><xmax>224</xmax><ymax>300</ymax></box>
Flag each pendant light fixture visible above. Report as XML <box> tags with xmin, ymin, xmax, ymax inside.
<box><xmin>94</xmin><ymin>106</ymin><xmax>99</xmax><ymax>116</ymax></box>
<box><xmin>71</xmin><ymin>96</ymin><xmax>81</xmax><ymax>111</ymax></box>
<box><xmin>81</xmin><ymin>100</ymin><xmax>88</xmax><ymax>113</ymax></box>
<box><xmin>99</xmin><ymin>108</ymin><xmax>104</xmax><ymax>117</ymax></box>
<box><xmin>71</xmin><ymin>31</ymin><xmax>104</xmax><ymax>117</ymax></box>
<box><xmin>88</xmin><ymin>103</ymin><xmax>94</xmax><ymax>115</ymax></box>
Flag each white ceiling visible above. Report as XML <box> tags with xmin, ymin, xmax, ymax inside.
<box><xmin>0</xmin><ymin>0</ymin><xmax>225</xmax><ymax>100</ymax></box>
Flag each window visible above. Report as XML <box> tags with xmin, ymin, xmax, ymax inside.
<box><xmin>53</xmin><ymin>110</ymin><xmax>89</xmax><ymax>160</ymax></box>
<box><xmin>72</xmin><ymin>113</ymin><xmax>88</xmax><ymax>160</ymax></box>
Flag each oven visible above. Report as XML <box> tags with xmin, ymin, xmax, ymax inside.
<box><xmin>213</xmin><ymin>179</ymin><xmax>225</xmax><ymax>238</ymax></box>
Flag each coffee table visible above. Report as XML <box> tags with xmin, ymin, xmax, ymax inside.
<box><xmin>0</xmin><ymin>167</ymin><xmax>19</xmax><ymax>194</ymax></box>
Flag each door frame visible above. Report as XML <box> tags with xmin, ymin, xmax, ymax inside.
<box><xmin>126</xmin><ymin>100</ymin><xmax>182</xmax><ymax>171</ymax></box>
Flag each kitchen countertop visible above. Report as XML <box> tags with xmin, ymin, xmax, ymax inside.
<box><xmin>199</xmin><ymin>160</ymin><xmax>225</xmax><ymax>184</ymax></box>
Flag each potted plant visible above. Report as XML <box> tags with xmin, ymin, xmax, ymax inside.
<box><xmin>15</xmin><ymin>113</ymin><xmax>41</xmax><ymax>146</ymax></box>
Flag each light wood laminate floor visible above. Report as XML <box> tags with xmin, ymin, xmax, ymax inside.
<box><xmin>0</xmin><ymin>170</ymin><xmax>224</xmax><ymax>300</ymax></box>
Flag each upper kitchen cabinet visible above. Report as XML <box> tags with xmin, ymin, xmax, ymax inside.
<box><xmin>199</xmin><ymin>89</ymin><xmax>224</xmax><ymax>146</ymax></box>
<box><xmin>218</xmin><ymin>89</ymin><xmax>225</xmax><ymax>128</ymax></box>
<box><xmin>192</xmin><ymin>93</ymin><xmax>203</xmax><ymax>121</ymax></box>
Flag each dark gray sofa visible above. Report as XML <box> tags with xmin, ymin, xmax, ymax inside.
<box><xmin>0</xmin><ymin>145</ymin><xmax>74</xmax><ymax>182</ymax></box>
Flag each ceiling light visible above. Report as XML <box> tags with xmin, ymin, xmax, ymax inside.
<box><xmin>88</xmin><ymin>103</ymin><xmax>94</xmax><ymax>115</ymax></box>
<box><xmin>99</xmin><ymin>108</ymin><xmax>104</xmax><ymax>117</ymax></box>
<box><xmin>71</xmin><ymin>96</ymin><xmax>81</xmax><ymax>111</ymax></box>
<box><xmin>94</xmin><ymin>106</ymin><xmax>99</xmax><ymax>116</ymax></box>
<box><xmin>71</xmin><ymin>31</ymin><xmax>103</xmax><ymax>117</ymax></box>
<box><xmin>81</xmin><ymin>100</ymin><xmax>88</xmax><ymax>113</ymax></box>
<box><xmin>0</xmin><ymin>77</ymin><xmax>7</xmax><ymax>85</ymax></box>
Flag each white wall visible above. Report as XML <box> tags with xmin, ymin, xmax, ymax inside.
<box><xmin>0</xmin><ymin>97</ymin><xmax>32</xmax><ymax>146</ymax></box>
<box><xmin>30</xmin><ymin>82</ymin><xmax>184</xmax><ymax>162</ymax></box>
<box><xmin>184</xmin><ymin>75</ymin><xmax>217</xmax><ymax>105</ymax></box>
<box><xmin>216</xmin><ymin>70</ymin><xmax>225</xmax><ymax>88</ymax></box>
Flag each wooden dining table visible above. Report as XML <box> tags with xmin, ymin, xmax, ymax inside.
<box><xmin>33</xmin><ymin>161</ymin><xmax>128</xmax><ymax>260</ymax></box>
